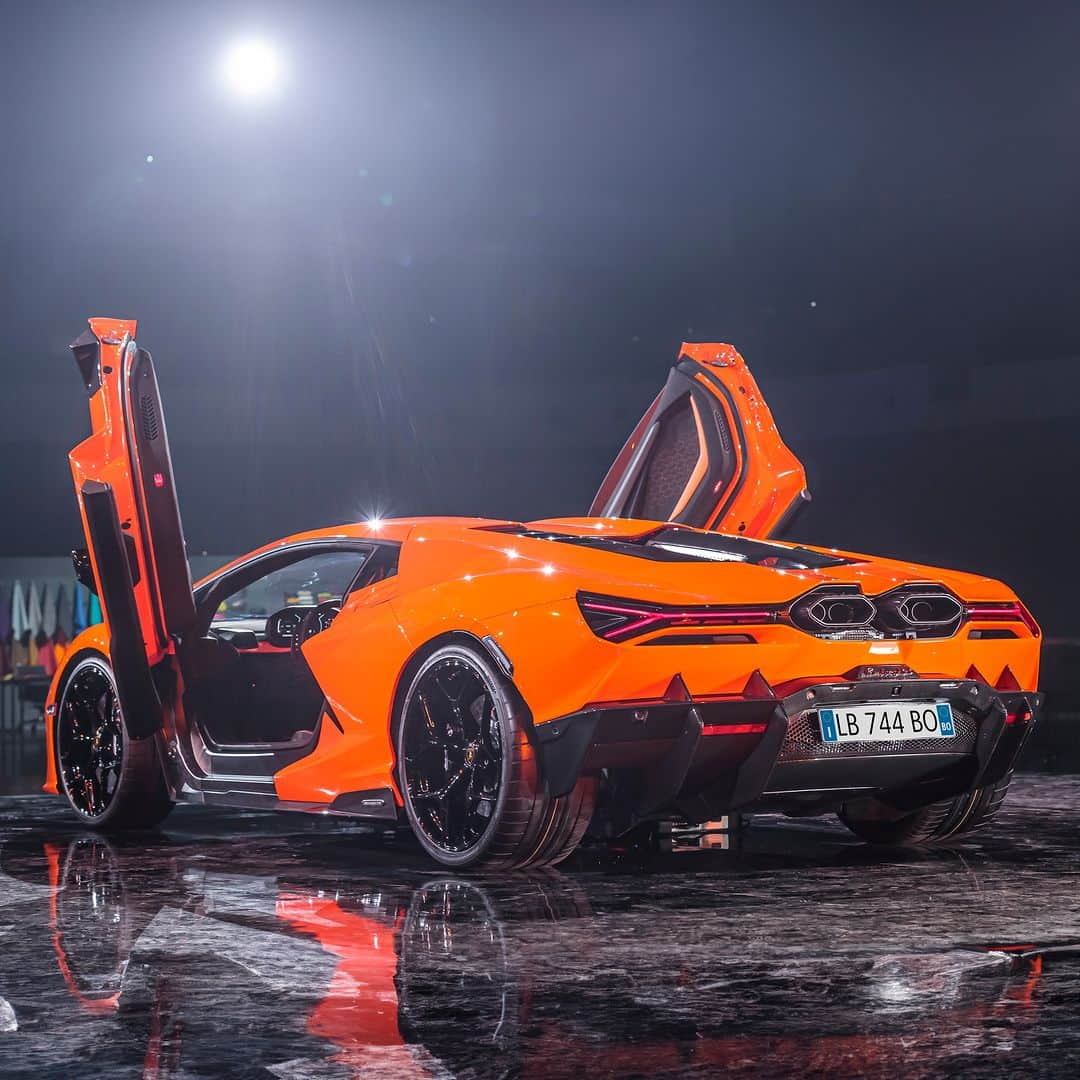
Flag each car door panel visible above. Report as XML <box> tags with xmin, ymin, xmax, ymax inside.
<box><xmin>68</xmin><ymin>318</ymin><xmax>196</xmax><ymax>665</ymax></box>
<box><xmin>67</xmin><ymin>319</ymin><xmax>197</xmax><ymax>736</ymax></box>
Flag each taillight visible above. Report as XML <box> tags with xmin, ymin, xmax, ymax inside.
<box><xmin>577</xmin><ymin>593</ymin><xmax>779</xmax><ymax>643</ymax></box>
<box><xmin>964</xmin><ymin>601</ymin><xmax>1040</xmax><ymax>637</ymax></box>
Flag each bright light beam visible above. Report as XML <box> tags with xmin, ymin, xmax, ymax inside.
<box><xmin>222</xmin><ymin>37</ymin><xmax>284</xmax><ymax>102</ymax></box>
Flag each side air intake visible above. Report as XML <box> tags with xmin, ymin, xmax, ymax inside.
<box><xmin>140</xmin><ymin>394</ymin><xmax>160</xmax><ymax>441</ymax></box>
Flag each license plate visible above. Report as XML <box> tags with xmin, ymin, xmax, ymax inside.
<box><xmin>818</xmin><ymin>702</ymin><xmax>955</xmax><ymax>745</ymax></box>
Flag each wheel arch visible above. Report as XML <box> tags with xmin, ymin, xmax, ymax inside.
<box><xmin>387</xmin><ymin>629</ymin><xmax>536</xmax><ymax>783</ymax></box>
<box><xmin>43</xmin><ymin>630</ymin><xmax>112</xmax><ymax>795</ymax></box>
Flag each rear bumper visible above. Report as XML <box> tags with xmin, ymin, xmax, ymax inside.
<box><xmin>533</xmin><ymin>677</ymin><xmax>1042</xmax><ymax>831</ymax></box>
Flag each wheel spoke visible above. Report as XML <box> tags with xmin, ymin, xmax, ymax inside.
<box><xmin>466</xmin><ymin>691</ymin><xmax>493</xmax><ymax>740</ymax></box>
<box><xmin>411</xmin><ymin>765</ymin><xmax>469</xmax><ymax>803</ymax></box>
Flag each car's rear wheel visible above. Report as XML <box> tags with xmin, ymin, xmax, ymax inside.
<box><xmin>397</xmin><ymin>643</ymin><xmax>596</xmax><ymax>869</ymax></box>
<box><xmin>55</xmin><ymin>653</ymin><xmax>173</xmax><ymax>830</ymax></box>
<box><xmin>838</xmin><ymin>774</ymin><xmax>1012</xmax><ymax>846</ymax></box>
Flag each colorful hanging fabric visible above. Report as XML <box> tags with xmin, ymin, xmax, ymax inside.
<box><xmin>10</xmin><ymin>581</ymin><xmax>29</xmax><ymax>670</ymax></box>
<box><xmin>0</xmin><ymin>586</ymin><xmax>9</xmax><ymax>679</ymax></box>
<box><xmin>27</xmin><ymin>583</ymin><xmax>43</xmax><ymax>666</ymax></box>
<box><xmin>52</xmin><ymin>584</ymin><xmax>70</xmax><ymax>670</ymax></box>
<box><xmin>36</xmin><ymin>585</ymin><xmax>56</xmax><ymax>676</ymax></box>
<box><xmin>41</xmin><ymin>584</ymin><xmax>57</xmax><ymax>639</ymax></box>
<box><xmin>88</xmin><ymin>591</ymin><xmax>103</xmax><ymax>627</ymax></box>
<box><xmin>37</xmin><ymin>640</ymin><xmax>57</xmax><ymax>677</ymax></box>
<box><xmin>73</xmin><ymin>584</ymin><xmax>88</xmax><ymax>635</ymax></box>
<box><xmin>54</xmin><ymin>584</ymin><xmax>72</xmax><ymax>642</ymax></box>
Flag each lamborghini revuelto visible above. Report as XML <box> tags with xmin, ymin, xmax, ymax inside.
<box><xmin>44</xmin><ymin>319</ymin><xmax>1042</xmax><ymax>867</ymax></box>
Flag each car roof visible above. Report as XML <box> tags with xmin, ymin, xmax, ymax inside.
<box><xmin>191</xmin><ymin>516</ymin><xmax>669</xmax><ymax>589</ymax></box>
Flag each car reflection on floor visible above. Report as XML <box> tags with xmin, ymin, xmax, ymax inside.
<box><xmin>1</xmin><ymin>779</ymin><xmax>1080</xmax><ymax>1078</ymax></box>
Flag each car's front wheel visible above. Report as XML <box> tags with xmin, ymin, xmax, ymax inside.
<box><xmin>396</xmin><ymin>642</ymin><xmax>596</xmax><ymax>869</ymax></box>
<box><xmin>838</xmin><ymin>774</ymin><xmax>1012</xmax><ymax>846</ymax></box>
<box><xmin>55</xmin><ymin>652</ymin><xmax>173</xmax><ymax>830</ymax></box>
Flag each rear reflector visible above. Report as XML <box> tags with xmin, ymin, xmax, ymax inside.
<box><xmin>642</xmin><ymin>633</ymin><xmax>757</xmax><ymax>646</ymax></box>
<box><xmin>1005</xmin><ymin>707</ymin><xmax>1032</xmax><ymax>726</ymax></box>
<box><xmin>702</xmin><ymin>722</ymin><xmax>768</xmax><ymax>736</ymax></box>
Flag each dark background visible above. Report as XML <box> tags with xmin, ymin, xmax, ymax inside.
<box><xmin>2</xmin><ymin>1</ymin><xmax>1077</xmax><ymax>631</ymax></box>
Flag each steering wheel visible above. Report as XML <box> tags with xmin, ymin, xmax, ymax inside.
<box><xmin>291</xmin><ymin>599</ymin><xmax>342</xmax><ymax>655</ymax></box>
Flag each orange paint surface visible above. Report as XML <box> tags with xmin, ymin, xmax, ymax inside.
<box><xmin>45</xmin><ymin>320</ymin><xmax>1042</xmax><ymax>815</ymax></box>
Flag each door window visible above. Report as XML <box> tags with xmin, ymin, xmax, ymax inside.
<box><xmin>211</xmin><ymin>550</ymin><xmax>369</xmax><ymax>636</ymax></box>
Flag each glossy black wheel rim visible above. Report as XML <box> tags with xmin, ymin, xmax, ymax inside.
<box><xmin>402</xmin><ymin>656</ymin><xmax>504</xmax><ymax>854</ymax></box>
<box><xmin>57</xmin><ymin>661</ymin><xmax>125</xmax><ymax>819</ymax></box>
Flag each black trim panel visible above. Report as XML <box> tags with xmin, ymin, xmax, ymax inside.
<box><xmin>674</xmin><ymin>356</ymin><xmax>749</xmax><ymax>527</ymax></box>
<box><xmin>124</xmin><ymin>345</ymin><xmax>197</xmax><ymax>643</ymax></box>
<box><xmin>69</xmin><ymin>329</ymin><xmax>102</xmax><ymax>396</ymax></box>
<box><xmin>329</xmin><ymin>788</ymin><xmax>400</xmax><ymax>821</ymax></box>
<box><xmin>80</xmin><ymin>480</ymin><xmax>162</xmax><ymax>739</ymax></box>
<box><xmin>770</xmin><ymin>487</ymin><xmax>812</xmax><ymax>540</ymax></box>
<box><xmin>534</xmin><ymin>679</ymin><xmax>1040</xmax><ymax>832</ymax></box>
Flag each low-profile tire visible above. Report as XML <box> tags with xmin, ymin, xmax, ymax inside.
<box><xmin>937</xmin><ymin>773</ymin><xmax>1013</xmax><ymax>839</ymax></box>
<box><xmin>838</xmin><ymin>774</ymin><xmax>1013</xmax><ymax>846</ymax></box>
<box><xmin>396</xmin><ymin>642</ymin><xmax>594</xmax><ymax>869</ymax></box>
<box><xmin>526</xmin><ymin>774</ymin><xmax>598</xmax><ymax>867</ymax></box>
<box><xmin>55</xmin><ymin>652</ymin><xmax>173</xmax><ymax>831</ymax></box>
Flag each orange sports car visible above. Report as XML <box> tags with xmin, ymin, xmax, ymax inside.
<box><xmin>43</xmin><ymin>317</ymin><xmax>1042</xmax><ymax>867</ymax></box>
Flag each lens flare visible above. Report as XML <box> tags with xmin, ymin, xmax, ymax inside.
<box><xmin>222</xmin><ymin>37</ymin><xmax>284</xmax><ymax>102</ymax></box>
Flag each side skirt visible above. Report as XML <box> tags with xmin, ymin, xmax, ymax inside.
<box><xmin>174</xmin><ymin>781</ymin><xmax>400</xmax><ymax>823</ymax></box>
<box><xmin>162</xmin><ymin>703</ymin><xmax>401</xmax><ymax>824</ymax></box>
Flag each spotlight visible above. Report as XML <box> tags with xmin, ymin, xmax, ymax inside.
<box><xmin>222</xmin><ymin>37</ymin><xmax>284</xmax><ymax>102</ymax></box>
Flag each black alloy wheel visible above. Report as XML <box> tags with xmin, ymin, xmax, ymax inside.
<box><xmin>401</xmin><ymin>653</ymin><xmax>506</xmax><ymax>857</ymax></box>
<box><xmin>57</xmin><ymin>658</ymin><xmax>125</xmax><ymax>820</ymax></box>
<box><xmin>54</xmin><ymin>652</ymin><xmax>173</xmax><ymax>830</ymax></box>
<box><xmin>398</xmin><ymin>642</ymin><xmax>597</xmax><ymax>869</ymax></box>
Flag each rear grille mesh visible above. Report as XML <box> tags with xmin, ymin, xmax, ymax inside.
<box><xmin>778</xmin><ymin>706</ymin><xmax>979</xmax><ymax>762</ymax></box>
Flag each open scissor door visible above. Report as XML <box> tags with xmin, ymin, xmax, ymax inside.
<box><xmin>589</xmin><ymin>342</ymin><xmax>809</xmax><ymax>538</ymax></box>
<box><xmin>68</xmin><ymin>318</ymin><xmax>196</xmax><ymax>736</ymax></box>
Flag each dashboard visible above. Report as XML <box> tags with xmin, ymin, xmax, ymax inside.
<box><xmin>210</xmin><ymin>599</ymin><xmax>343</xmax><ymax>650</ymax></box>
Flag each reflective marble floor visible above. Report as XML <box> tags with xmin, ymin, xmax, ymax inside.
<box><xmin>1</xmin><ymin>777</ymin><xmax>1079</xmax><ymax>1079</ymax></box>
